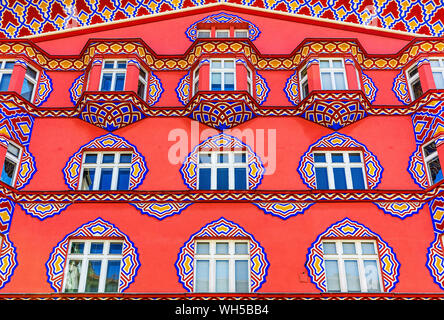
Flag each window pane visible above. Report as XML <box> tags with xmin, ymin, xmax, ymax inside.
<box><xmin>224</xmin><ymin>73</ymin><xmax>235</xmax><ymax>90</ymax></box>
<box><xmin>21</xmin><ymin>79</ymin><xmax>34</xmax><ymax>100</ymax></box>
<box><xmin>197</xmin><ymin>31</ymin><xmax>210</xmax><ymax>38</ymax></box>
<box><xmin>235</xmin><ymin>242</ymin><xmax>249</xmax><ymax>254</ymax></box>
<box><xmin>235</xmin><ymin>31</ymin><xmax>248</xmax><ymax>38</ymax></box>
<box><xmin>234</xmin><ymin>153</ymin><xmax>246</xmax><ymax>163</ymax></box>
<box><xmin>235</xmin><ymin>260</ymin><xmax>249</xmax><ymax>292</ymax></box>
<box><xmin>4</xmin><ymin>62</ymin><xmax>14</xmax><ymax>69</ymax></box>
<box><xmin>0</xmin><ymin>158</ymin><xmax>16</xmax><ymax>186</ymax></box>
<box><xmin>196</xmin><ymin>242</ymin><xmax>209</xmax><ymax>254</ymax></box>
<box><xmin>331</xmin><ymin>153</ymin><xmax>344</xmax><ymax>163</ymax></box>
<box><xmin>137</xmin><ymin>81</ymin><xmax>146</xmax><ymax>98</ymax></box>
<box><xmin>344</xmin><ymin>260</ymin><xmax>361</xmax><ymax>292</ymax></box>
<box><xmin>70</xmin><ymin>242</ymin><xmax>84</xmax><ymax>254</ymax></box>
<box><xmin>314</xmin><ymin>153</ymin><xmax>326</xmax><ymax>163</ymax></box>
<box><xmin>101</xmin><ymin>73</ymin><xmax>113</xmax><ymax>91</ymax></box>
<box><xmin>99</xmin><ymin>168</ymin><xmax>113</xmax><ymax>190</ymax></box>
<box><xmin>342</xmin><ymin>242</ymin><xmax>356</xmax><ymax>254</ymax></box>
<box><xmin>0</xmin><ymin>73</ymin><xmax>11</xmax><ymax>91</ymax></box>
<box><xmin>349</xmin><ymin>153</ymin><xmax>361</xmax><ymax>163</ymax></box>
<box><xmin>117</xmin><ymin>168</ymin><xmax>130</xmax><ymax>190</ymax></box>
<box><xmin>433</xmin><ymin>72</ymin><xmax>444</xmax><ymax>89</ymax></box>
<box><xmin>84</xmin><ymin>154</ymin><xmax>97</xmax><ymax>164</ymax></box>
<box><xmin>334</xmin><ymin>72</ymin><xmax>346</xmax><ymax>90</ymax></box>
<box><xmin>315</xmin><ymin>167</ymin><xmax>329</xmax><ymax>189</ymax></box>
<box><xmin>361</xmin><ymin>242</ymin><xmax>376</xmax><ymax>255</ymax></box>
<box><xmin>104</xmin><ymin>62</ymin><xmax>114</xmax><ymax>69</ymax></box>
<box><xmin>6</xmin><ymin>144</ymin><xmax>20</xmax><ymax>157</ymax></box>
<box><xmin>364</xmin><ymin>260</ymin><xmax>381</xmax><ymax>292</ymax></box>
<box><xmin>212</xmin><ymin>61</ymin><xmax>222</xmax><ymax>69</ymax></box>
<box><xmin>85</xmin><ymin>260</ymin><xmax>102</xmax><ymax>293</ymax></box>
<box><xmin>412</xmin><ymin>79</ymin><xmax>423</xmax><ymax>99</ymax></box>
<box><xmin>217</xmin><ymin>168</ymin><xmax>229</xmax><ymax>190</ymax></box>
<box><xmin>26</xmin><ymin>67</ymin><xmax>37</xmax><ymax>79</ymax></box>
<box><xmin>211</xmin><ymin>73</ymin><xmax>221</xmax><ymax>90</ymax></box>
<box><xmin>199</xmin><ymin>154</ymin><xmax>212</xmax><ymax>164</ymax></box>
<box><xmin>321</xmin><ymin>72</ymin><xmax>333</xmax><ymax>90</ymax></box>
<box><xmin>322</xmin><ymin>242</ymin><xmax>336</xmax><ymax>254</ymax></box>
<box><xmin>102</xmin><ymin>154</ymin><xmax>115</xmax><ymax>163</ymax></box>
<box><xmin>90</xmin><ymin>242</ymin><xmax>104</xmax><ymax>254</ymax></box>
<box><xmin>217</xmin><ymin>153</ymin><xmax>228</xmax><ymax>163</ymax></box>
<box><xmin>234</xmin><ymin>168</ymin><xmax>247</xmax><ymax>190</ymax></box>
<box><xmin>117</xmin><ymin>61</ymin><xmax>127</xmax><ymax>69</ymax></box>
<box><xmin>325</xmin><ymin>260</ymin><xmax>340</xmax><ymax>292</ymax></box>
<box><xmin>198</xmin><ymin>168</ymin><xmax>211</xmax><ymax>190</ymax></box>
<box><xmin>333</xmin><ymin>167</ymin><xmax>347</xmax><ymax>189</ymax></box>
<box><xmin>119</xmin><ymin>154</ymin><xmax>132</xmax><ymax>164</ymax></box>
<box><xmin>195</xmin><ymin>260</ymin><xmax>209</xmax><ymax>292</ymax></box>
<box><xmin>216</xmin><ymin>242</ymin><xmax>229</xmax><ymax>254</ymax></box>
<box><xmin>351</xmin><ymin>168</ymin><xmax>365</xmax><ymax>189</ymax></box>
<box><xmin>81</xmin><ymin>168</ymin><xmax>95</xmax><ymax>190</ymax></box>
<box><xmin>109</xmin><ymin>242</ymin><xmax>123</xmax><ymax>254</ymax></box>
<box><xmin>427</xmin><ymin>157</ymin><xmax>443</xmax><ymax>184</ymax></box>
<box><xmin>115</xmin><ymin>73</ymin><xmax>125</xmax><ymax>91</ymax></box>
<box><xmin>424</xmin><ymin>142</ymin><xmax>437</xmax><ymax>157</ymax></box>
<box><xmin>332</xmin><ymin>60</ymin><xmax>343</xmax><ymax>68</ymax></box>
<box><xmin>430</xmin><ymin>59</ymin><xmax>440</xmax><ymax>67</ymax></box>
<box><xmin>216</xmin><ymin>31</ymin><xmax>229</xmax><ymax>38</ymax></box>
<box><xmin>65</xmin><ymin>260</ymin><xmax>82</xmax><ymax>293</ymax></box>
<box><xmin>105</xmin><ymin>260</ymin><xmax>121</xmax><ymax>292</ymax></box>
<box><xmin>216</xmin><ymin>260</ymin><xmax>229</xmax><ymax>292</ymax></box>
<box><xmin>224</xmin><ymin>61</ymin><xmax>235</xmax><ymax>69</ymax></box>
<box><xmin>320</xmin><ymin>61</ymin><xmax>330</xmax><ymax>69</ymax></box>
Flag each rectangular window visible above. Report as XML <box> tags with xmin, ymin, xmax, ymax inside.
<box><xmin>79</xmin><ymin>152</ymin><xmax>132</xmax><ymax>191</ymax></box>
<box><xmin>430</xmin><ymin>58</ymin><xmax>444</xmax><ymax>89</ymax></box>
<box><xmin>210</xmin><ymin>59</ymin><xmax>235</xmax><ymax>91</ymax></box>
<box><xmin>234</xmin><ymin>30</ymin><xmax>249</xmax><ymax>38</ymax></box>
<box><xmin>197</xmin><ymin>30</ymin><xmax>211</xmax><ymax>38</ymax></box>
<box><xmin>215</xmin><ymin>30</ymin><xmax>229</xmax><ymax>38</ymax></box>
<box><xmin>197</xmin><ymin>151</ymin><xmax>248</xmax><ymax>190</ymax></box>
<box><xmin>0</xmin><ymin>61</ymin><xmax>14</xmax><ymax>91</ymax></box>
<box><xmin>322</xmin><ymin>240</ymin><xmax>382</xmax><ymax>293</ymax></box>
<box><xmin>423</xmin><ymin>140</ymin><xmax>443</xmax><ymax>185</ymax></box>
<box><xmin>0</xmin><ymin>142</ymin><xmax>21</xmax><ymax>187</ymax></box>
<box><xmin>100</xmin><ymin>60</ymin><xmax>127</xmax><ymax>91</ymax></box>
<box><xmin>194</xmin><ymin>240</ymin><xmax>250</xmax><ymax>293</ymax></box>
<box><xmin>63</xmin><ymin>240</ymin><xmax>123</xmax><ymax>293</ymax></box>
<box><xmin>406</xmin><ymin>64</ymin><xmax>423</xmax><ymax>100</ymax></box>
<box><xmin>20</xmin><ymin>66</ymin><xmax>38</xmax><ymax>101</ymax></box>
<box><xmin>313</xmin><ymin>151</ymin><xmax>367</xmax><ymax>190</ymax></box>
<box><xmin>299</xmin><ymin>65</ymin><xmax>309</xmax><ymax>99</ymax></box>
<box><xmin>137</xmin><ymin>68</ymin><xmax>148</xmax><ymax>100</ymax></box>
<box><xmin>319</xmin><ymin>59</ymin><xmax>347</xmax><ymax>90</ymax></box>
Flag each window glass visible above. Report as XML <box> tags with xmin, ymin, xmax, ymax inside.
<box><xmin>319</xmin><ymin>59</ymin><xmax>347</xmax><ymax>90</ymax></box>
<box><xmin>325</xmin><ymin>260</ymin><xmax>341</xmax><ymax>292</ymax></box>
<box><xmin>0</xmin><ymin>143</ymin><xmax>21</xmax><ymax>186</ymax></box>
<box><xmin>100</xmin><ymin>60</ymin><xmax>127</xmax><ymax>92</ymax></box>
<box><xmin>210</xmin><ymin>59</ymin><xmax>235</xmax><ymax>91</ymax></box>
<box><xmin>235</xmin><ymin>260</ymin><xmax>249</xmax><ymax>292</ymax></box>
<box><xmin>216</xmin><ymin>242</ymin><xmax>229</xmax><ymax>254</ymax></box>
<box><xmin>423</xmin><ymin>141</ymin><xmax>443</xmax><ymax>185</ymax></box>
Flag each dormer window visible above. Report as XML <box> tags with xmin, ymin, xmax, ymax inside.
<box><xmin>406</xmin><ymin>64</ymin><xmax>423</xmax><ymax>100</ymax></box>
<box><xmin>430</xmin><ymin>58</ymin><xmax>444</xmax><ymax>89</ymax></box>
<box><xmin>100</xmin><ymin>60</ymin><xmax>127</xmax><ymax>91</ymax></box>
<box><xmin>234</xmin><ymin>30</ymin><xmax>248</xmax><ymax>38</ymax></box>
<box><xmin>197</xmin><ymin>30</ymin><xmax>211</xmax><ymax>38</ymax></box>
<box><xmin>21</xmin><ymin>66</ymin><xmax>38</xmax><ymax>101</ymax></box>
<box><xmin>320</xmin><ymin>59</ymin><xmax>347</xmax><ymax>90</ymax></box>
<box><xmin>210</xmin><ymin>59</ymin><xmax>235</xmax><ymax>91</ymax></box>
<box><xmin>215</xmin><ymin>30</ymin><xmax>229</xmax><ymax>38</ymax></box>
<box><xmin>0</xmin><ymin>61</ymin><xmax>14</xmax><ymax>91</ymax></box>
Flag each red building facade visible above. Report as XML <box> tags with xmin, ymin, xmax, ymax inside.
<box><xmin>0</xmin><ymin>3</ymin><xmax>443</xmax><ymax>300</ymax></box>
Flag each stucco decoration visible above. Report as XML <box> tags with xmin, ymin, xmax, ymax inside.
<box><xmin>175</xmin><ymin>217</ymin><xmax>269</xmax><ymax>292</ymax></box>
<box><xmin>306</xmin><ymin>218</ymin><xmax>400</xmax><ymax>292</ymax></box>
<box><xmin>46</xmin><ymin>217</ymin><xmax>140</xmax><ymax>292</ymax></box>
<box><xmin>63</xmin><ymin>133</ymin><xmax>148</xmax><ymax>190</ymax></box>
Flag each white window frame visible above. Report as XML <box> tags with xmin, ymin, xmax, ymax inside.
<box><xmin>322</xmin><ymin>239</ymin><xmax>384</xmax><ymax>293</ymax></box>
<box><xmin>234</xmin><ymin>30</ymin><xmax>249</xmax><ymax>38</ymax></box>
<box><xmin>210</xmin><ymin>59</ymin><xmax>236</xmax><ymax>91</ymax></box>
<box><xmin>0</xmin><ymin>60</ymin><xmax>14</xmax><ymax>91</ymax></box>
<box><xmin>99</xmin><ymin>60</ymin><xmax>127</xmax><ymax>92</ymax></box>
<box><xmin>21</xmin><ymin>65</ymin><xmax>39</xmax><ymax>102</ymax></box>
<box><xmin>197</xmin><ymin>30</ymin><xmax>211</xmax><ymax>38</ymax></box>
<box><xmin>319</xmin><ymin>58</ymin><xmax>348</xmax><ymax>90</ymax></box>
<box><xmin>137</xmin><ymin>67</ymin><xmax>148</xmax><ymax>100</ymax></box>
<box><xmin>406</xmin><ymin>63</ymin><xmax>423</xmax><ymax>100</ymax></box>
<box><xmin>79</xmin><ymin>151</ymin><xmax>133</xmax><ymax>191</ymax></box>
<box><xmin>430</xmin><ymin>57</ymin><xmax>444</xmax><ymax>89</ymax></box>
<box><xmin>62</xmin><ymin>239</ymin><xmax>124</xmax><ymax>293</ymax></box>
<box><xmin>194</xmin><ymin>240</ymin><xmax>250</xmax><ymax>293</ymax></box>
<box><xmin>215</xmin><ymin>29</ymin><xmax>230</xmax><ymax>38</ymax></box>
<box><xmin>197</xmin><ymin>151</ymin><xmax>248</xmax><ymax>190</ymax></box>
<box><xmin>192</xmin><ymin>66</ymin><xmax>200</xmax><ymax>96</ymax></box>
<box><xmin>313</xmin><ymin>150</ymin><xmax>367</xmax><ymax>190</ymax></box>
<box><xmin>422</xmin><ymin>140</ymin><xmax>443</xmax><ymax>186</ymax></box>
<box><xmin>299</xmin><ymin>65</ymin><xmax>309</xmax><ymax>99</ymax></box>
<box><xmin>0</xmin><ymin>141</ymin><xmax>22</xmax><ymax>187</ymax></box>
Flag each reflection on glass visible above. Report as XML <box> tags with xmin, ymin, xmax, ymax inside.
<box><xmin>65</xmin><ymin>260</ymin><xmax>82</xmax><ymax>292</ymax></box>
<box><xmin>364</xmin><ymin>260</ymin><xmax>380</xmax><ymax>292</ymax></box>
<box><xmin>325</xmin><ymin>260</ymin><xmax>340</xmax><ymax>292</ymax></box>
<box><xmin>344</xmin><ymin>260</ymin><xmax>361</xmax><ymax>292</ymax></box>
<box><xmin>81</xmin><ymin>168</ymin><xmax>95</xmax><ymax>190</ymax></box>
<box><xmin>195</xmin><ymin>260</ymin><xmax>209</xmax><ymax>292</ymax></box>
<box><xmin>216</xmin><ymin>260</ymin><xmax>229</xmax><ymax>292</ymax></box>
<box><xmin>235</xmin><ymin>260</ymin><xmax>249</xmax><ymax>292</ymax></box>
<box><xmin>105</xmin><ymin>260</ymin><xmax>121</xmax><ymax>292</ymax></box>
<box><xmin>85</xmin><ymin>260</ymin><xmax>102</xmax><ymax>292</ymax></box>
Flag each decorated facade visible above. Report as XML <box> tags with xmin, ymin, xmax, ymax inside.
<box><xmin>0</xmin><ymin>1</ymin><xmax>443</xmax><ymax>300</ymax></box>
